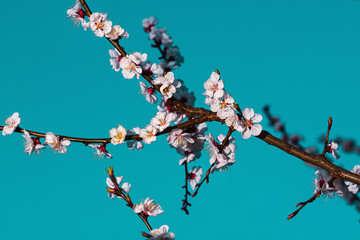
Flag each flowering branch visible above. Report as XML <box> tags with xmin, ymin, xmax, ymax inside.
<box><xmin>192</xmin><ymin>127</ymin><xmax>235</xmax><ymax>197</ymax></box>
<box><xmin>105</xmin><ymin>167</ymin><xmax>153</xmax><ymax>231</ymax></box>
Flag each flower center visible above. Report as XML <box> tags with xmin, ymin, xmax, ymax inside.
<box><xmin>147</xmin><ymin>87</ymin><xmax>155</xmax><ymax>94</ymax></box>
<box><xmin>212</xmin><ymin>84</ymin><xmax>218</xmax><ymax>92</ymax></box>
<box><xmin>77</xmin><ymin>9</ymin><xmax>86</xmax><ymax>18</ymax></box>
<box><xmin>220</xmin><ymin>100</ymin><xmax>227</xmax><ymax>109</ymax></box>
<box><xmin>115</xmin><ymin>132</ymin><xmax>123</xmax><ymax>140</ymax></box>
<box><xmin>244</xmin><ymin>119</ymin><xmax>253</xmax><ymax>127</ymax></box>
<box><xmin>96</xmin><ymin>21</ymin><xmax>104</xmax><ymax>30</ymax></box>
<box><xmin>188</xmin><ymin>173</ymin><xmax>196</xmax><ymax>180</ymax></box>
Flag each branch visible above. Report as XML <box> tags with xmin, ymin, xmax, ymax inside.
<box><xmin>0</xmin><ymin>114</ymin><xmax>218</xmax><ymax>145</ymax></box>
<box><xmin>181</xmin><ymin>162</ymin><xmax>191</xmax><ymax>214</ymax></box>
<box><xmin>105</xmin><ymin>167</ymin><xmax>152</xmax><ymax>231</ymax></box>
<box><xmin>192</xmin><ymin>127</ymin><xmax>235</xmax><ymax>198</ymax></box>
<box><xmin>321</xmin><ymin>117</ymin><xmax>333</xmax><ymax>156</ymax></box>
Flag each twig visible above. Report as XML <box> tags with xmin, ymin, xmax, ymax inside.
<box><xmin>321</xmin><ymin>117</ymin><xmax>333</xmax><ymax>156</ymax></box>
<box><xmin>105</xmin><ymin>167</ymin><xmax>152</xmax><ymax>231</ymax></box>
<box><xmin>192</xmin><ymin>127</ymin><xmax>235</xmax><ymax>198</ymax></box>
<box><xmin>287</xmin><ymin>193</ymin><xmax>319</xmax><ymax>220</ymax></box>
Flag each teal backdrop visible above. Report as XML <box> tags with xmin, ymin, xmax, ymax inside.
<box><xmin>1</xmin><ymin>0</ymin><xmax>360</xmax><ymax>239</ymax></box>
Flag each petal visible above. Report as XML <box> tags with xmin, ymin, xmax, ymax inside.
<box><xmin>251</xmin><ymin>113</ymin><xmax>263</xmax><ymax>123</ymax></box>
<box><xmin>242</xmin><ymin>108</ymin><xmax>254</xmax><ymax>120</ymax></box>
<box><xmin>242</xmin><ymin>128</ymin><xmax>251</xmax><ymax>139</ymax></box>
<box><xmin>250</xmin><ymin>124</ymin><xmax>262</xmax><ymax>136</ymax></box>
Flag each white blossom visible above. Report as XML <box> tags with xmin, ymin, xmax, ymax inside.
<box><xmin>150</xmin><ymin>112</ymin><xmax>175</xmax><ymax>132</ymax></box>
<box><xmin>188</xmin><ymin>166</ymin><xmax>202</xmax><ymax>190</ymax></box>
<box><xmin>133</xmin><ymin>197</ymin><xmax>163</xmax><ymax>217</ymax></box>
<box><xmin>143</xmin><ymin>16</ymin><xmax>158</xmax><ymax>32</ymax></box>
<box><xmin>109</xmin><ymin>48</ymin><xmax>122</xmax><ymax>72</ymax></box>
<box><xmin>105</xmin><ymin>25</ymin><xmax>129</xmax><ymax>40</ymax></box>
<box><xmin>140</xmin><ymin>125</ymin><xmax>157</xmax><ymax>144</ymax></box>
<box><xmin>140</xmin><ymin>81</ymin><xmax>157</xmax><ymax>104</ymax></box>
<box><xmin>160</xmin><ymin>83</ymin><xmax>177</xmax><ymax>99</ymax></box>
<box><xmin>204</xmin><ymin>72</ymin><xmax>224</xmax><ymax>99</ymax></box>
<box><xmin>147</xmin><ymin>225</ymin><xmax>175</xmax><ymax>240</ymax></box>
<box><xmin>106</xmin><ymin>176</ymin><xmax>131</xmax><ymax>199</ymax></box>
<box><xmin>109</xmin><ymin>125</ymin><xmax>127</xmax><ymax>145</ymax></box>
<box><xmin>2</xmin><ymin>112</ymin><xmax>21</xmax><ymax>136</ymax></box>
<box><xmin>153</xmin><ymin>72</ymin><xmax>175</xmax><ymax>85</ymax></box>
<box><xmin>89</xmin><ymin>12</ymin><xmax>112</xmax><ymax>37</ymax></box>
<box><xmin>313</xmin><ymin>170</ymin><xmax>343</xmax><ymax>197</ymax></box>
<box><xmin>327</xmin><ymin>141</ymin><xmax>340</xmax><ymax>160</ymax></box>
<box><xmin>22</xmin><ymin>130</ymin><xmax>45</xmax><ymax>155</ymax></box>
<box><xmin>210</xmin><ymin>93</ymin><xmax>235</xmax><ymax>119</ymax></box>
<box><xmin>66</xmin><ymin>0</ymin><xmax>88</xmax><ymax>30</ymax></box>
<box><xmin>345</xmin><ymin>165</ymin><xmax>360</xmax><ymax>194</ymax></box>
<box><xmin>167</xmin><ymin>129</ymin><xmax>195</xmax><ymax>150</ymax></box>
<box><xmin>45</xmin><ymin>132</ymin><xmax>71</xmax><ymax>154</ymax></box>
<box><xmin>88</xmin><ymin>144</ymin><xmax>112</xmax><ymax>158</ymax></box>
<box><xmin>238</xmin><ymin>108</ymin><xmax>263</xmax><ymax>139</ymax></box>
<box><xmin>150</xmin><ymin>63</ymin><xmax>164</xmax><ymax>76</ymax></box>
<box><xmin>120</xmin><ymin>52</ymin><xmax>147</xmax><ymax>79</ymax></box>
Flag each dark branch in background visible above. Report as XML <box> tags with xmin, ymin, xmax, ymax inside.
<box><xmin>263</xmin><ymin>105</ymin><xmax>360</xmax><ymax>216</ymax></box>
<box><xmin>181</xmin><ymin>162</ymin><xmax>191</xmax><ymax>214</ymax></box>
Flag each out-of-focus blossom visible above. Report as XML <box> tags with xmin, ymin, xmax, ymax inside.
<box><xmin>345</xmin><ymin>165</ymin><xmax>360</xmax><ymax>194</ymax></box>
<box><xmin>127</xmin><ymin>127</ymin><xmax>144</xmax><ymax>150</ymax></box>
<box><xmin>313</xmin><ymin>170</ymin><xmax>343</xmax><ymax>198</ymax></box>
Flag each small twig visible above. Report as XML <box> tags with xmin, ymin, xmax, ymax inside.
<box><xmin>287</xmin><ymin>193</ymin><xmax>319</xmax><ymax>220</ymax></box>
<box><xmin>192</xmin><ymin>127</ymin><xmax>235</xmax><ymax>198</ymax></box>
<box><xmin>321</xmin><ymin>117</ymin><xmax>333</xmax><ymax>156</ymax></box>
<box><xmin>105</xmin><ymin>167</ymin><xmax>152</xmax><ymax>231</ymax></box>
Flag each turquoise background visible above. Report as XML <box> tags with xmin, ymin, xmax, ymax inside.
<box><xmin>1</xmin><ymin>0</ymin><xmax>360</xmax><ymax>239</ymax></box>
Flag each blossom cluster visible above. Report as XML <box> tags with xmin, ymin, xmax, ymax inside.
<box><xmin>67</xmin><ymin>1</ymin><xmax>129</xmax><ymax>40</ymax></box>
<box><xmin>104</xmin><ymin>169</ymin><xmax>174</xmax><ymax>239</ymax></box>
<box><xmin>204</xmin><ymin>72</ymin><xmax>263</xmax><ymax>139</ymax></box>
<box><xmin>206</xmin><ymin>133</ymin><xmax>236</xmax><ymax>173</ymax></box>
